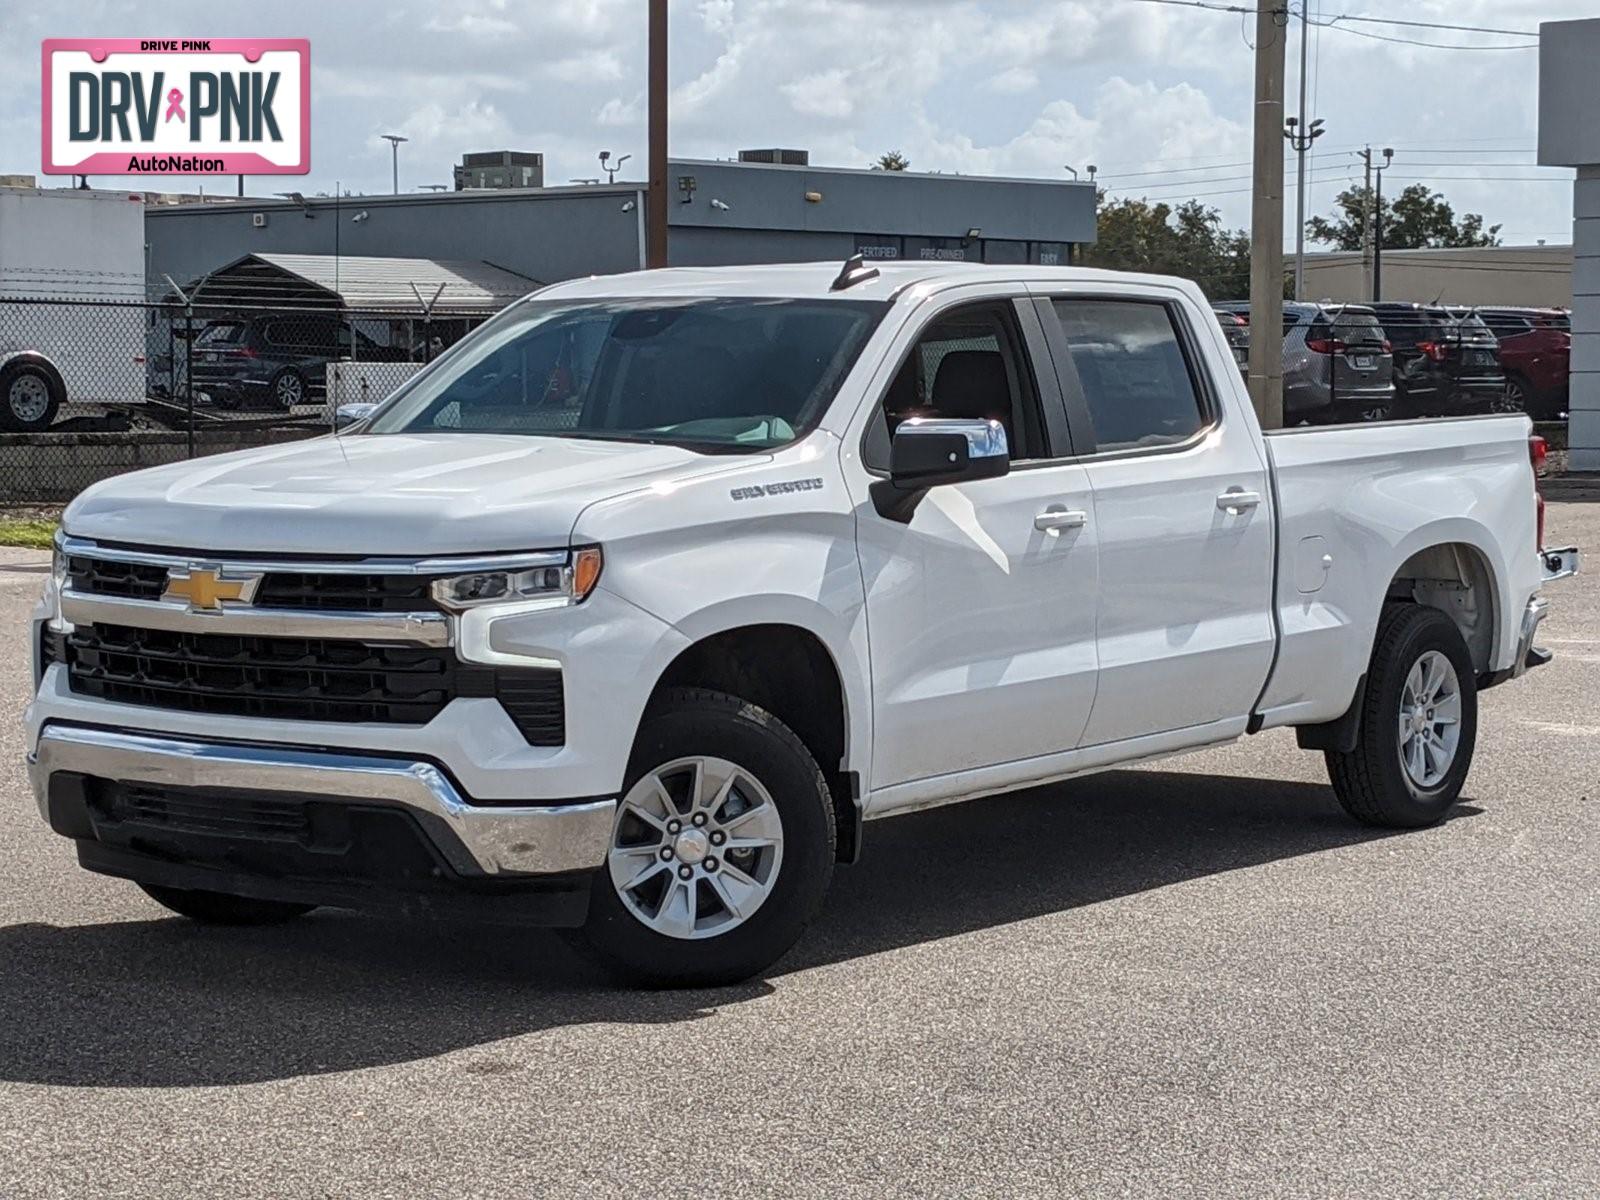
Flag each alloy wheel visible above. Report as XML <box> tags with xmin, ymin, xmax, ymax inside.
<box><xmin>275</xmin><ymin>374</ymin><xmax>304</xmax><ymax>407</ymax></box>
<box><xmin>1397</xmin><ymin>650</ymin><xmax>1462</xmax><ymax>790</ymax></box>
<box><xmin>608</xmin><ymin>755</ymin><xmax>785</xmax><ymax>940</ymax></box>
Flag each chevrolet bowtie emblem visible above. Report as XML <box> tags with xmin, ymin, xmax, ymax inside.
<box><xmin>163</xmin><ymin>567</ymin><xmax>260</xmax><ymax>611</ymax></box>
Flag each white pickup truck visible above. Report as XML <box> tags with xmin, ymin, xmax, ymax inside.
<box><xmin>26</xmin><ymin>260</ymin><xmax>1578</xmax><ymax>985</ymax></box>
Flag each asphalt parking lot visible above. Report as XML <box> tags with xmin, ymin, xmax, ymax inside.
<box><xmin>1</xmin><ymin>502</ymin><xmax>1596</xmax><ymax>1200</ymax></box>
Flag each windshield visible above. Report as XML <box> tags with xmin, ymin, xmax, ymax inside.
<box><xmin>365</xmin><ymin>297</ymin><xmax>888</xmax><ymax>451</ymax></box>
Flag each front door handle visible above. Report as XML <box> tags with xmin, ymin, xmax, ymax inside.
<box><xmin>1034</xmin><ymin>507</ymin><xmax>1088</xmax><ymax>533</ymax></box>
<box><xmin>1216</xmin><ymin>488</ymin><xmax>1262</xmax><ymax>515</ymax></box>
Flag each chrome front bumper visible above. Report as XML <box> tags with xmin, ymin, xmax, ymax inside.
<box><xmin>28</xmin><ymin>725</ymin><xmax>615</xmax><ymax>877</ymax></box>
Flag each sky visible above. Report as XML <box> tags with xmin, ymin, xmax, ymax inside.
<box><xmin>0</xmin><ymin>0</ymin><xmax>1588</xmax><ymax>247</ymax></box>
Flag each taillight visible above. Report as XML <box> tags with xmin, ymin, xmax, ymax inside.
<box><xmin>1416</xmin><ymin>340</ymin><xmax>1449</xmax><ymax>362</ymax></box>
<box><xmin>1381</xmin><ymin>339</ymin><xmax>1393</xmax><ymax>353</ymax></box>
<box><xmin>1531</xmin><ymin>435</ymin><xmax>1548</xmax><ymax>550</ymax></box>
<box><xmin>239</xmin><ymin>346</ymin><xmax>258</xmax><ymax>359</ymax></box>
<box><xmin>1305</xmin><ymin>338</ymin><xmax>1344</xmax><ymax>354</ymax></box>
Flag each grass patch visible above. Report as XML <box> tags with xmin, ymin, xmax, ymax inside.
<box><xmin>0</xmin><ymin>518</ymin><xmax>57</xmax><ymax>549</ymax></box>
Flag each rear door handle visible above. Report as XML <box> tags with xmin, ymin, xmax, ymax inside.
<box><xmin>1216</xmin><ymin>488</ymin><xmax>1262</xmax><ymax>515</ymax></box>
<box><xmin>1034</xmin><ymin>507</ymin><xmax>1088</xmax><ymax>533</ymax></box>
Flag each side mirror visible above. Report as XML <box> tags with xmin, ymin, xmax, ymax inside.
<box><xmin>334</xmin><ymin>402</ymin><xmax>378</xmax><ymax>431</ymax></box>
<box><xmin>872</xmin><ymin>417</ymin><xmax>1010</xmax><ymax>523</ymax></box>
<box><xmin>889</xmin><ymin>417</ymin><xmax>1010</xmax><ymax>488</ymax></box>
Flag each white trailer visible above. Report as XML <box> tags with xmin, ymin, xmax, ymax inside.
<box><xmin>0</xmin><ymin>185</ymin><xmax>147</xmax><ymax>430</ymax></box>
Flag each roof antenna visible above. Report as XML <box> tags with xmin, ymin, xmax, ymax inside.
<box><xmin>830</xmin><ymin>252</ymin><xmax>879</xmax><ymax>292</ymax></box>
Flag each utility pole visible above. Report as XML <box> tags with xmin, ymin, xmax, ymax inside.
<box><xmin>646</xmin><ymin>0</ymin><xmax>669</xmax><ymax>269</ymax></box>
<box><xmin>1372</xmin><ymin>147</ymin><xmax>1393</xmax><ymax>302</ymax></box>
<box><xmin>1359</xmin><ymin>147</ymin><xmax>1374</xmax><ymax>299</ymax></box>
<box><xmin>1284</xmin><ymin>0</ymin><xmax>1323</xmax><ymax>302</ymax></box>
<box><xmin>1247</xmin><ymin>2</ymin><xmax>1288</xmax><ymax>429</ymax></box>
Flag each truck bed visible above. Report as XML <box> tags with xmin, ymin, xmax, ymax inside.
<box><xmin>1257</xmin><ymin>414</ymin><xmax>1541</xmax><ymax>730</ymax></box>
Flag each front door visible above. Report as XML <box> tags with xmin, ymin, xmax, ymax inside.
<box><xmin>854</xmin><ymin>298</ymin><xmax>1100</xmax><ymax>792</ymax></box>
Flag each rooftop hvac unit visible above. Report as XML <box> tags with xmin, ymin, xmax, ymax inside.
<box><xmin>738</xmin><ymin>148</ymin><xmax>809</xmax><ymax>166</ymax></box>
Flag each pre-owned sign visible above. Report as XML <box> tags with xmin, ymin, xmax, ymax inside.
<box><xmin>42</xmin><ymin>38</ymin><xmax>309</xmax><ymax>175</ymax></box>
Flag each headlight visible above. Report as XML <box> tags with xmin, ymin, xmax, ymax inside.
<box><xmin>430</xmin><ymin>546</ymin><xmax>603</xmax><ymax>611</ymax></box>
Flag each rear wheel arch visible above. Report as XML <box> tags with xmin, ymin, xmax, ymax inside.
<box><xmin>1386</xmin><ymin>540</ymin><xmax>1499</xmax><ymax>678</ymax></box>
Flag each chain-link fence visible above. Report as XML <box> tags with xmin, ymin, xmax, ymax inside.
<box><xmin>0</xmin><ymin>295</ymin><xmax>487</xmax><ymax>502</ymax></box>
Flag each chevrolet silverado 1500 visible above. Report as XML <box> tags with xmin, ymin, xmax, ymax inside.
<box><xmin>26</xmin><ymin>260</ymin><xmax>1579</xmax><ymax>985</ymax></box>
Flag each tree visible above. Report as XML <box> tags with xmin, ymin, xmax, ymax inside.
<box><xmin>1306</xmin><ymin>184</ymin><xmax>1502</xmax><ymax>250</ymax></box>
<box><xmin>1081</xmin><ymin>195</ymin><xmax>1255</xmax><ymax>299</ymax></box>
<box><xmin>874</xmin><ymin>150</ymin><xmax>910</xmax><ymax>171</ymax></box>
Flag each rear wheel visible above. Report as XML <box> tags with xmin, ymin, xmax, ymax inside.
<box><xmin>270</xmin><ymin>368</ymin><xmax>308</xmax><ymax>410</ymax></box>
<box><xmin>575</xmin><ymin>688</ymin><xmax>835</xmax><ymax>987</ymax></box>
<box><xmin>0</xmin><ymin>361</ymin><xmax>63</xmax><ymax>432</ymax></box>
<box><xmin>139</xmin><ymin>883</ymin><xmax>316</xmax><ymax>925</ymax></box>
<box><xmin>1491</xmin><ymin>378</ymin><xmax>1529</xmax><ymax>415</ymax></box>
<box><xmin>1325</xmin><ymin>604</ymin><xmax>1478</xmax><ymax>829</ymax></box>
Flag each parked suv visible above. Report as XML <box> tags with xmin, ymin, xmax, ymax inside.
<box><xmin>1215</xmin><ymin>310</ymin><xmax>1250</xmax><ymax>375</ymax></box>
<box><xmin>190</xmin><ymin>314</ymin><xmax>406</xmax><ymax>410</ymax></box>
<box><xmin>1214</xmin><ymin>302</ymin><xmax>1394</xmax><ymax>422</ymax></box>
<box><xmin>1477</xmin><ymin>306</ymin><xmax>1570</xmax><ymax>419</ymax></box>
<box><xmin>1372</xmin><ymin>303</ymin><xmax>1505</xmax><ymax>417</ymax></box>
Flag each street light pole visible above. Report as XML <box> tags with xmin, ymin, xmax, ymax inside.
<box><xmin>381</xmin><ymin>134</ymin><xmax>408</xmax><ymax>195</ymax></box>
<box><xmin>1247</xmin><ymin>2</ymin><xmax>1288</xmax><ymax>430</ymax></box>
<box><xmin>1284</xmin><ymin>1</ymin><xmax>1323</xmax><ymax>301</ymax></box>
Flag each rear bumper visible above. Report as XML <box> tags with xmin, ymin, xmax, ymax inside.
<box><xmin>1483</xmin><ymin>547</ymin><xmax>1580</xmax><ymax>688</ymax></box>
<box><xmin>28</xmin><ymin>724</ymin><xmax>615</xmax><ymax>923</ymax></box>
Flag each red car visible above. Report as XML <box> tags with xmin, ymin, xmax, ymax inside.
<box><xmin>1477</xmin><ymin>306</ymin><xmax>1570</xmax><ymax>419</ymax></box>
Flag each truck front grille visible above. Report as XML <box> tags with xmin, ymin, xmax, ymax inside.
<box><xmin>64</xmin><ymin>623</ymin><xmax>460</xmax><ymax>724</ymax></box>
<box><xmin>57</xmin><ymin>623</ymin><xmax>566</xmax><ymax>741</ymax></box>
<box><xmin>66</xmin><ymin>554</ymin><xmax>441</xmax><ymax>613</ymax></box>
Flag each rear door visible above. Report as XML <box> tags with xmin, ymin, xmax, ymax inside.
<box><xmin>1035</xmin><ymin>291</ymin><xmax>1275</xmax><ymax>746</ymax></box>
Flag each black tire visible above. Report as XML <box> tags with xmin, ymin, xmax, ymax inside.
<box><xmin>138</xmin><ymin>883</ymin><xmax>316</xmax><ymax>926</ymax></box>
<box><xmin>269</xmin><ymin>368</ymin><xmax>308</xmax><ymax>410</ymax></box>
<box><xmin>1325</xmin><ymin>604</ymin><xmax>1478</xmax><ymax>829</ymax></box>
<box><xmin>574</xmin><ymin>688</ymin><xmax>836</xmax><ymax>987</ymax></box>
<box><xmin>0</xmin><ymin>360</ymin><xmax>64</xmax><ymax>432</ymax></box>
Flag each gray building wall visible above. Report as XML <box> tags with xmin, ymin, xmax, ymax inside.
<box><xmin>1539</xmin><ymin>18</ymin><xmax>1600</xmax><ymax>471</ymax></box>
<box><xmin>667</xmin><ymin>157</ymin><xmax>1096</xmax><ymax>246</ymax></box>
<box><xmin>143</xmin><ymin>158</ymin><xmax>1097</xmax><ymax>299</ymax></box>
<box><xmin>146</xmin><ymin>186</ymin><xmax>644</xmax><ymax>295</ymax></box>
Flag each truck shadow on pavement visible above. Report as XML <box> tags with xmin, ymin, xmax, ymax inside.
<box><xmin>0</xmin><ymin>769</ymin><xmax>1479</xmax><ymax>1089</ymax></box>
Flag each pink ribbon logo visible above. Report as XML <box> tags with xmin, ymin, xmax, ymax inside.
<box><xmin>164</xmin><ymin>88</ymin><xmax>185</xmax><ymax>123</ymax></box>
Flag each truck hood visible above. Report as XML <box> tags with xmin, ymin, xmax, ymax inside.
<box><xmin>65</xmin><ymin>433</ymin><xmax>751</xmax><ymax>556</ymax></box>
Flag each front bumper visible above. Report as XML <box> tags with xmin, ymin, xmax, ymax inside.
<box><xmin>29</xmin><ymin>725</ymin><xmax>617</xmax><ymax>922</ymax></box>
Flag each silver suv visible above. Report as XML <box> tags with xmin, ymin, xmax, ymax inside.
<box><xmin>1215</xmin><ymin>302</ymin><xmax>1396</xmax><ymax>423</ymax></box>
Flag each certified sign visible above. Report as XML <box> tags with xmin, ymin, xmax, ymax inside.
<box><xmin>42</xmin><ymin>38</ymin><xmax>309</xmax><ymax>176</ymax></box>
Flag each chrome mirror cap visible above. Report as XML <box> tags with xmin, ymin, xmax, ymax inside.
<box><xmin>334</xmin><ymin>402</ymin><xmax>379</xmax><ymax>430</ymax></box>
<box><xmin>895</xmin><ymin>417</ymin><xmax>1009</xmax><ymax>461</ymax></box>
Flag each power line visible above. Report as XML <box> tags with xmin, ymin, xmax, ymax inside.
<box><xmin>1323</xmin><ymin>24</ymin><xmax>1535</xmax><ymax>50</ymax></box>
<box><xmin>1323</xmin><ymin>13</ymin><xmax>1536</xmax><ymax>38</ymax></box>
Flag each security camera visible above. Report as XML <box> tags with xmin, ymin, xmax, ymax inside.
<box><xmin>710</xmin><ymin>198</ymin><xmax>731</xmax><ymax>212</ymax></box>
<box><xmin>621</xmin><ymin>199</ymin><xmax>636</xmax><ymax>212</ymax></box>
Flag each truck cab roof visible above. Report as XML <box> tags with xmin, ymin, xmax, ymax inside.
<box><xmin>537</xmin><ymin>261</ymin><xmax>1190</xmax><ymax>303</ymax></box>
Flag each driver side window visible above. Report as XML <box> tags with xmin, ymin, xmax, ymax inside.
<box><xmin>866</xmin><ymin>303</ymin><xmax>1046</xmax><ymax>471</ymax></box>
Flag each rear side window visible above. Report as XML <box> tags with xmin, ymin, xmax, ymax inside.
<box><xmin>1051</xmin><ymin>299</ymin><xmax>1206</xmax><ymax>453</ymax></box>
<box><xmin>1314</xmin><ymin>311</ymin><xmax>1384</xmax><ymax>346</ymax></box>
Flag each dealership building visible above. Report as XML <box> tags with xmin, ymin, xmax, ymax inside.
<box><xmin>142</xmin><ymin>151</ymin><xmax>1098</xmax><ymax>296</ymax></box>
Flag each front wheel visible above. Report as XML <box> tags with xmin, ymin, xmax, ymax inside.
<box><xmin>1491</xmin><ymin>378</ymin><xmax>1529</xmax><ymax>416</ymax></box>
<box><xmin>574</xmin><ymin>688</ymin><xmax>836</xmax><ymax>987</ymax></box>
<box><xmin>139</xmin><ymin>883</ymin><xmax>317</xmax><ymax>925</ymax></box>
<box><xmin>1325</xmin><ymin>604</ymin><xmax>1478</xmax><ymax>829</ymax></box>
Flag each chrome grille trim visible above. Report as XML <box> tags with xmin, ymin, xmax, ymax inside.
<box><xmin>58</xmin><ymin>535</ymin><xmax>567</xmax><ymax>577</ymax></box>
<box><xmin>59</xmin><ymin>590</ymin><xmax>453</xmax><ymax>646</ymax></box>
